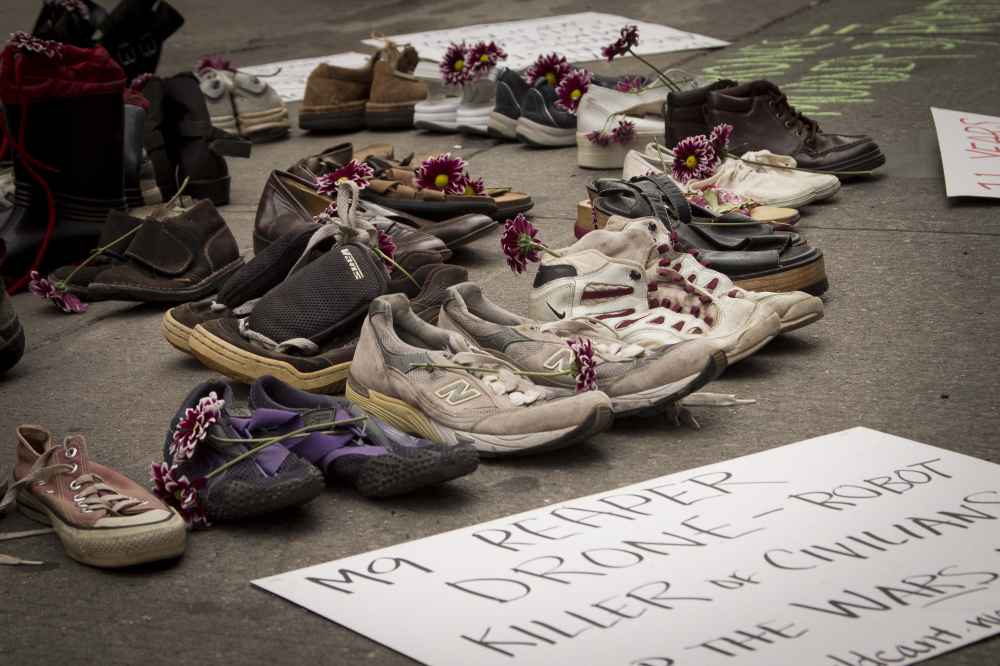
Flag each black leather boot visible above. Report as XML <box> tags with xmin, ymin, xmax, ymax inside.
<box><xmin>97</xmin><ymin>0</ymin><xmax>185</xmax><ymax>80</ymax></box>
<box><xmin>32</xmin><ymin>0</ymin><xmax>108</xmax><ymax>49</ymax></box>
<box><xmin>1</xmin><ymin>92</ymin><xmax>127</xmax><ymax>282</ymax></box>
<box><xmin>123</xmin><ymin>96</ymin><xmax>147</xmax><ymax>209</ymax></box>
<box><xmin>159</xmin><ymin>73</ymin><xmax>250</xmax><ymax>205</ymax></box>
<box><xmin>139</xmin><ymin>76</ymin><xmax>178</xmax><ymax>201</ymax></box>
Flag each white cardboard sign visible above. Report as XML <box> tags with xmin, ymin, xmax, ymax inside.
<box><xmin>931</xmin><ymin>107</ymin><xmax>1000</xmax><ymax>198</ymax></box>
<box><xmin>241</xmin><ymin>52</ymin><xmax>370</xmax><ymax>103</ymax></box>
<box><xmin>360</xmin><ymin>13</ymin><xmax>729</xmax><ymax>71</ymax></box>
<box><xmin>253</xmin><ymin>428</ymin><xmax>1000</xmax><ymax>666</ymax></box>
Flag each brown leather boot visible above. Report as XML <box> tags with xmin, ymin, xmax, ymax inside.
<box><xmin>88</xmin><ymin>199</ymin><xmax>243</xmax><ymax>302</ymax></box>
<box><xmin>705</xmin><ymin>80</ymin><xmax>885</xmax><ymax>173</ymax></box>
<box><xmin>365</xmin><ymin>59</ymin><xmax>428</xmax><ymax>129</ymax></box>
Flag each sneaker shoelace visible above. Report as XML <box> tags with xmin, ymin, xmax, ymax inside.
<box><xmin>0</xmin><ymin>438</ymin><xmax>143</xmax><ymax>565</ymax></box>
<box><xmin>446</xmin><ymin>350</ymin><xmax>544</xmax><ymax>407</ymax></box>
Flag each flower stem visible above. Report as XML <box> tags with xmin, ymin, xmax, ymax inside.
<box><xmin>410</xmin><ymin>362</ymin><xmax>571</xmax><ymax>378</ymax></box>
<box><xmin>205</xmin><ymin>417</ymin><xmax>368</xmax><ymax>479</ymax></box>
<box><xmin>652</xmin><ymin>139</ymin><xmax>671</xmax><ymax>173</ymax></box>
<box><xmin>53</xmin><ymin>177</ymin><xmax>191</xmax><ymax>292</ymax></box>
<box><xmin>626</xmin><ymin>49</ymin><xmax>681</xmax><ymax>91</ymax></box>
<box><xmin>375</xmin><ymin>248</ymin><xmax>419</xmax><ymax>288</ymax></box>
<box><xmin>531</xmin><ymin>243</ymin><xmax>563</xmax><ymax>259</ymax></box>
<box><xmin>736</xmin><ymin>157</ymin><xmax>871</xmax><ymax>177</ymax></box>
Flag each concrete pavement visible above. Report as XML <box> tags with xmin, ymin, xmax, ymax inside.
<box><xmin>1</xmin><ymin>0</ymin><xmax>999</xmax><ymax>664</ymax></box>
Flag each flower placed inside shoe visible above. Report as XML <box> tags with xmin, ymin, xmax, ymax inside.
<box><xmin>414</xmin><ymin>153</ymin><xmax>468</xmax><ymax>194</ymax></box>
<box><xmin>456</xmin><ymin>174</ymin><xmax>486</xmax><ymax>196</ymax></box>
<box><xmin>46</xmin><ymin>0</ymin><xmax>90</xmax><ymax>18</ymax></box>
<box><xmin>671</xmin><ymin>135</ymin><xmax>716</xmax><ymax>183</ymax></box>
<box><xmin>709</xmin><ymin>124</ymin><xmax>732</xmax><ymax>165</ymax></box>
<box><xmin>613</xmin><ymin>76</ymin><xmax>644</xmax><ymax>93</ymax></box>
<box><xmin>467</xmin><ymin>41</ymin><xmax>507</xmax><ymax>76</ymax></box>
<box><xmin>555</xmin><ymin>70</ymin><xmax>593</xmax><ymax>114</ymax></box>
<box><xmin>129</xmin><ymin>73</ymin><xmax>158</xmax><ymax>91</ymax></box>
<box><xmin>440</xmin><ymin>42</ymin><xmax>471</xmax><ymax>86</ymax></box>
<box><xmin>8</xmin><ymin>31</ymin><xmax>62</xmax><ymax>58</ymax></box>
<box><xmin>525</xmin><ymin>53</ymin><xmax>572</xmax><ymax>86</ymax></box>
<box><xmin>28</xmin><ymin>271</ymin><xmax>86</xmax><ymax>313</ymax></box>
<box><xmin>169</xmin><ymin>392</ymin><xmax>224</xmax><ymax>463</ymax></box>
<box><xmin>197</xmin><ymin>55</ymin><xmax>237</xmax><ymax>74</ymax></box>
<box><xmin>151</xmin><ymin>462</ymin><xmax>209</xmax><ymax>530</ymax></box>
<box><xmin>315</xmin><ymin>159</ymin><xmax>373</xmax><ymax>195</ymax></box>
<box><xmin>611</xmin><ymin>118</ymin><xmax>637</xmax><ymax>146</ymax></box>
<box><xmin>376</xmin><ymin>230</ymin><xmax>397</xmax><ymax>271</ymax></box>
<box><xmin>567</xmin><ymin>336</ymin><xmax>598</xmax><ymax>393</ymax></box>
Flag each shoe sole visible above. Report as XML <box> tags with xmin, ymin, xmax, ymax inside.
<box><xmin>356</xmin><ymin>447</ymin><xmax>480</xmax><ymax>498</ymax></box>
<box><xmin>414</xmin><ymin>117</ymin><xmax>459</xmax><ymax>132</ymax></box>
<box><xmin>613</xmin><ymin>347</ymin><xmax>727</xmax><ymax>418</ymax></box>
<box><xmin>161</xmin><ymin>308</ymin><xmax>195</xmax><ymax>355</ymax></box>
<box><xmin>299</xmin><ymin>108</ymin><xmax>365</xmax><ymax>132</ymax></box>
<box><xmin>731</xmin><ymin>255</ymin><xmax>828</xmax><ymax>296</ymax></box>
<box><xmin>487</xmin><ymin>113</ymin><xmax>519</xmax><ymax>140</ymax></box>
<box><xmin>809</xmin><ymin>179</ymin><xmax>841</xmax><ymax>202</ymax></box>
<box><xmin>184</xmin><ymin>175</ymin><xmax>233</xmax><ymax>206</ymax></box>
<box><xmin>365</xmin><ymin>107</ymin><xmax>416</xmax><ymax>130</ymax></box>
<box><xmin>725</xmin><ymin>311</ymin><xmax>782</xmax><ymax>364</ymax></box>
<box><xmin>457</xmin><ymin>123</ymin><xmax>491</xmax><ymax>136</ymax></box>
<box><xmin>345</xmin><ymin>372</ymin><xmax>614</xmax><ymax>457</ymax></box>
<box><xmin>490</xmin><ymin>202</ymin><xmax>533</xmax><ymax>222</ymax></box>
<box><xmin>238</xmin><ymin>108</ymin><xmax>291</xmax><ymax>143</ymax></box>
<box><xmin>0</xmin><ymin>312</ymin><xmax>25</xmax><ymax>374</ymax></box>
<box><xmin>17</xmin><ymin>489</ymin><xmax>186</xmax><ymax>568</ymax></box>
<box><xmin>188</xmin><ymin>324</ymin><xmax>351</xmax><ymax>393</ymax></box>
<box><xmin>88</xmin><ymin>258</ymin><xmax>245</xmax><ymax>304</ymax></box>
<box><xmin>578</xmin><ymin>130</ymin><xmax>664</xmax><ymax>169</ymax></box>
<box><xmin>778</xmin><ymin>297</ymin><xmax>825</xmax><ymax>334</ymax></box>
<box><xmin>200</xmin><ymin>464</ymin><xmax>325</xmax><ymax>521</ymax></box>
<box><xmin>830</xmin><ymin>150</ymin><xmax>886</xmax><ymax>175</ymax></box>
<box><xmin>516</xmin><ymin>117</ymin><xmax>576</xmax><ymax>147</ymax></box>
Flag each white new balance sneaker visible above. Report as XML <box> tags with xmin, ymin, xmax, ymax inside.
<box><xmin>603</xmin><ymin>215</ymin><xmax>824</xmax><ymax>334</ymax></box>
<box><xmin>527</xmin><ymin>228</ymin><xmax>780</xmax><ymax>362</ymax></box>
<box><xmin>456</xmin><ymin>70</ymin><xmax>498</xmax><ymax>135</ymax></box>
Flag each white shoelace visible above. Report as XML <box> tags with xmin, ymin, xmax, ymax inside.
<box><xmin>448</xmin><ymin>351</ymin><xmax>543</xmax><ymax>407</ymax></box>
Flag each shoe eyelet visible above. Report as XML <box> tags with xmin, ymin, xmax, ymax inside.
<box><xmin>73</xmin><ymin>494</ymin><xmax>85</xmax><ymax>502</ymax></box>
<box><xmin>69</xmin><ymin>479</ymin><xmax>81</xmax><ymax>491</ymax></box>
<box><xmin>35</xmin><ymin>481</ymin><xmax>45</xmax><ymax>486</ymax></box>
<box><xmin>45</xmin><ymin>490</ymin><xmax>54</xmax><ymax>495</ymax></box>
<box><xmin>66</xmin><ymin>464</ymin><xmax>78</xmax><ymax>475</ymax></box>
<box><xmin>81</xmin><ymin>509</ymin><xmax>92</xmax><ymax>514</ymax></box>
<box><xmin>796</xmin><ymin>130</ymin><xmax>803</xmax><ymax>137</ymax></box>
<box><xmin>66</xmin><ymin>447</ymin><xmax>77</xmax><ymax>459</ymax></box>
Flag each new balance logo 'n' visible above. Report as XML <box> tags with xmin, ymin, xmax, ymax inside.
<box><xmin>434</xmin><ymin>380</ymin><xmax>481</xmax><ymax>405</ymax></box>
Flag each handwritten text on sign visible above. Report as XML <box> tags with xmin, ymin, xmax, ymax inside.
<box><xmin>253</xmin><ymin>428</ymin><xmax>1000</xmax><ymax>666</ymax></box>
<box><xmin>931</xmin><ymin>107</ymin><xmax>1000</xmax><ymax>198</ymax></box>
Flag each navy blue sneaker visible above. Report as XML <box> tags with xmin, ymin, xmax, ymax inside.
<box><xmin>164</xmin><ymin>380</ymin><xmax>325</xmax><ymax>521</ymax></box>
<box><xmin>515</xmin><ymin>72</ymin><xmax>652</xmax><ymax>148</ymax></box>
<box><xmin>487</xmin><ymin>68</ymin><xmax>531</xmax><ymax>140</ymax></box>
<box><xmin>249</xmin><ymin>375</ymin><xmax>480</xmax><ymax>497</ymax></box>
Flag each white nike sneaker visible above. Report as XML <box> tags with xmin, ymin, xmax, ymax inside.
<box><xmin>527</xmin><ymin>227</ymin><xmax>780</xmax><ymax>362</ymax></box>
<box><xmin>640</xmin><ymin>143</ymin><xmax>817</xmax><ymax>208</ymax></box>
<box><xmin>456</xmin><ymin>70</ymin><xmax>498</xmax><ymax>135</ymax></box>
<box><xmin>603</xmin><ymin>215</ymin><xmax>824</xmax><ymax>333</ymax></box>
<box><xmin>576</xmin><ymin>70</ymin><xmax>711</xmax><ymax>170</ymax></box>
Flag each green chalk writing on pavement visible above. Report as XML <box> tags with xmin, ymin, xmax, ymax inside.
<box><xmin>702</xmin><ymin>0</ymin><xmax>999</xmax><ymax>116</ymax></box>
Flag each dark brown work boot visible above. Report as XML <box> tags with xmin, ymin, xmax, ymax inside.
<box><xmin>705</xmin><ymin>80</ymin><xmax>885</xmax><ymax>173</ymax></box>
<box><xmin>661</xmin><ymin>79</ymin><xmax>737</xmax><ymax>149</ymax></box>
<box><xmin>88</xmin><ymin>199</ymin><xmax>243</xmax><ymax>302</ymax></box>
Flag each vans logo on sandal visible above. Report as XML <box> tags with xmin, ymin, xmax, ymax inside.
<box><xmin>435</xmin><ymin>380</ymin><xmax>481</xmax><ymax>405</ymax></box>
<box><xmin>342</xmin><ymin>248</ymin><xmax>364</xmax><ymax>280</ymax></box>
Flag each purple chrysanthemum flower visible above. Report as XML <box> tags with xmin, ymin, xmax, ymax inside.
<box><xmin>611</xmin><ymin>118</ymin><xmax>637</xmax><ymax>146</ymax></box>
<box><xmin>709</xmin><ymin>123</ymin><xmax>732</xmax><ymax>166</ymax></box>
<box><xmin>601</xmin><ymin>24</ymin><xmax>640</xmax><ymax>62</ymax></box>
<box><xmin>554</xmin><ymin>70</ymin><xmax>593</xmax><ymax>114</ymax></box>
<box><xmin>500</xmin><ymin>214</ymin><xmax>545</xmax><ymax>275</ymax></box>
<box><xmin>46</xmin><ymin>0</ymin><xmax>90</xmax><ymax>19</ymax></box>
<box><xmin>591</xmin><ymin>206</ymin><xmax>599</xmax><ymax>230</ymax></box>
<box><xmin>169</xmin><ymin>392</ymin><xmax>224</xmax><ymax>463</ymax></box>
<box><xmin>586</xmin><ymin>130</ymin><xmax>611</xmax><ymax>147</ymax></box>
<box><xmin>567</xmin><ymin>337</ymin><xmax>598</xmax><ymax>393</ymax></box>
<box><xmin>414</xmin><ymin>153</ymin><xmax>468</xmax><ymax>194</ymax></box>
<box><xmin>28</xmin><ymin>271</ymin><xmax>86</xmax><ymax>313</ymax></box>
<box><xmin>377</xmin><ymin>230</ymin><xmax>396</xmax><ymax>270</ymax></box>
<box><xmin>315</xmin><ymin>159</ymin><xmax>373</xmax><ymax>196</ymax></box>
<box><xmin>524</xmin><ymin>53</ymin><xmax>572</xmax><ymax>86</ymax></box>
<box><xmin>671</xmin><ymin>135</ymin><xmax>716</xmax><ymax>183</ymax></box>
<box><xmin>151</xmin><ymin>462</ymin><xmax>209</xmax><ymax>530</ymax></box>
<box><xmin>467</xmin><ymin>41</ymin><xmax>507</xmax><ymax>76</ymax></box>
<box><xmin>8</xmin><ymin>32</ymin><xmax>62</xmax><ymax>59</ymax></box>
<box><xmin>129</xmin><ymin>73</ymin><xmax>158</xmax><ymax>92</ymax></box>
<box><xmin>197</xmin><ymin>55</ymin><xmax>236</xmax><ymax>74</ymax></box>
<box><xmin>613</xmin><ymin>76</ymin><xmax>644</xmax><ymax>93</ymax></box>
<box><xmin>455</xmin><ymin>174</ymin><xmax>486</xmax><ymax>196</ymax></box>
<box><xmin>439</xmin><ymin>42</ymin><xmax>471</xmax><ymax>86</ymax></box>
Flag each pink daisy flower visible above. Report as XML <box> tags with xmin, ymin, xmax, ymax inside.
<box><xmin>671</xmin><ymin>135</ymin><xmax>716</xmax><ymax>183</ymax></box>
<box><xmin>28</xmin><ymin>271</ymin><xmax>86</xmax><ymax>313</ymax></box>
<box><xmin>567</xmin><ymin>337</ymin><xmax>598</xmax><ymax>392</ymax></box>
<box><xmin>611</xmin><ymin>118</ymin><xmax>637</xmax><ymax>146</ymax></box>
<box><xmin>151</xmin><ymin>462</ymin><xmax>209</xmax><ymax>530</ymax></box>
<box><xmin>613</xmin><ymin>76</ymin><xmax>644</xmax><ymax>93</ymax></box>
<box><xmin>500</xmin><ymin>214</ymin><xmax>545</xmax><ymax>275</ymax></box>
<box><xmin>439</xmin><ymin>42</ymin><xmax>471</xmax><ymax>87</ymax></box>
<box><xmin>524</xmin><ymin>53</ymin><xmax>571</xmax><ymax>86</ymax></box>
<box><xmin>467</xmin><ymin>41</ymin><xmax>507</xmax><ymax>76</ymax></box>
<box><xmin>554</xmin><ymin>70</ymin><xmax>593</xmax><ymax>114</ymax></box>
<box><xmin>414</xmin><ymin>154</ymin><xmax>468</xmax><ymax>194</ymax></box>
<box><xmin>169</xmin><ymin>392</ymin><xmax>224</xmax><ymax>463</ymax></box>
<box><xmin>8</xmin><ymin>32</ymin><xmax>61</xmax><ymax>59</ymax></box>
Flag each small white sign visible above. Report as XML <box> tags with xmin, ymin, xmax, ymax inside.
<box><xmin>241</xmin><ymin>52</ymin><xmax>371</xmax><ymax>103</ymax></box>
<box><xmin>254</xmin><ymin>428</ymin><xmax>1000</xmax><ymax>666</ymax></box>
<box><xmin>931</xmin><ymin>107</ymin><xmax>1000</xmax><ymax>198</ymax></box>
<box><xmin>361</xmin><ymin>13</ymin><xmax>729</xmax><ymax>71</ymax></box>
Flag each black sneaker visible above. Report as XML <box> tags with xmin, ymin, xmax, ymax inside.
<box><xmin>249</xmin><ymin>375</ymin><xmax>479</xmax><ymax>497</ymax></box>
<box><xmin>163</xmin><ymin>380</ymin><xmax>324</xmax><ymax>521</ymax></box>
<box><xmin>487</xmin><ymin>68</ymin><xmax>531</xmax><ymax>140</ymax></box>
<box><xmin>0</xmin><ymin>241</ymin><xmax>25</xmax><ymax>374</ymax></box>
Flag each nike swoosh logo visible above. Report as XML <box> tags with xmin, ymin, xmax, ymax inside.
<box><xmin>547</xmin><ymin>303</ymin><xmax>566</xmax><ymax>319</ymax></box>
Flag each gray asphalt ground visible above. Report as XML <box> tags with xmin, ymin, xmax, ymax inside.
<box><xmin>1</xmin><ymin>0</ymin><xmax>999</xmax><ymax>663</ymax></box>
